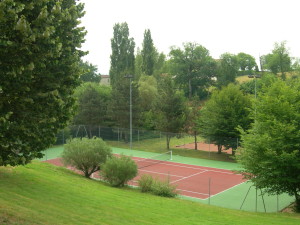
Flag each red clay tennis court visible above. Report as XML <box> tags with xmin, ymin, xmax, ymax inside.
<box><xmin>45</xmin><ymin>152</ymin><xmax>245</xmax><ymax>200</ymax></box>
<box><xmin>128</xmin><ymin>154</ymin><xmax>245</xmax><ymax>199</ymax></box>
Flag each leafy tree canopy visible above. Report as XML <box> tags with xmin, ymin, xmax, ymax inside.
<box><xmin>79</xmin><ymin>61</ymin><xmax>101</xmax><ymax>83</ymax></box>
<box><xmin>237</xmin><ymin>52</ymin><xmax>257</xmax><ymax>71</ymax></box>
<box><xmin>237</xmin><ymin>79</ymin><xmax>300</xmax><ymax>211</ymax></box>
<box><xmin>261</xmin><ymin>41</ymin><xmax>291</xmax><ymax>79</ymax></box>
<box><xmin>109</xmin><ymin>22</ymin><xmax>135</xmax><ymax>87</ymax></box>
<box><xmin>169</xmin><ymin>42</ymin><xmax>216</xmax><ymax>99</ymax></box>
<box><xmin>216</xmin><ymin>53</ymin><xmax>239</xmax><ymax>88</ymax></box>
<box><xmin>198</xmin><ymin>84</ymin><xmax>252</xmax><ymax>154</ymax></box>
<box><xmin>0</xmin><ymin>0</ymin><xmax>86</xmax><ymax>166</ymax></box>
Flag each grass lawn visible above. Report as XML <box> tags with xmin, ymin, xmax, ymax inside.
<box><xmin>1</xmin><ymin>162</ymin><xmax>299</xmax><ymax>225</ymax></box>
<box><xmin>106</xmin><ymin>136</ymin><xmax>235</xmax><ymax>163</ymax></box>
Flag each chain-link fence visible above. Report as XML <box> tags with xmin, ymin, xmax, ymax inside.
<box><xmin>55</xmin><ymin>125</ymin><xmax>239</xmax><ymax>155</ymax></box>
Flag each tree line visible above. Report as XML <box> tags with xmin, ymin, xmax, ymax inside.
<box><xmin>1</xmin><ymin>2</ymin><xmax>300</xmax><ymax>211</ymax></box>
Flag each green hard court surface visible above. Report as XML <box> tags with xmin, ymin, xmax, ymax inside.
<box><xmin>40</xmin><ymin>146</ymin><xmax>295</xmax><ymax>213</ymax></box>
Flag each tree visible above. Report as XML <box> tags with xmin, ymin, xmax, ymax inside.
<box><xmin>62</xmin><ymin>137</ymin><xmax>112</xmax><ymax>178</ymax></box>
<box><xmin>216</xmin><ymin>53</ymin><xmax>239</xmax><ymax>88</ymax></box>
<box><xmin>79</xmin><ymin>61</ymin><xmax>101</xmax><ymax>83</ymax></box>
<box><xmin>184</xmin><ymin>97</ymin><xmax>202</xmax><ymax>150</ymax></box>
<box><xmin>169</xmin><ymin>42</ymin><xmax>216</xmax><ymax>99</ymax></box>
<box><xmin>198</xmin><ymin>84</ymin><xmax>252</xmax><ymax>155</ymax></box>
<box><xmin>155</xmin><ymin>76</ymin><xmax>187</xmax><ymax>149</ymax></box>
<box><xmin>138</xmin><ymin>75</ymin><xmax>158</xmax><ymax>129</ymax></box>
<box><xmin>141</xmin><ymin>29</ymin><xmax>155</xmax><ymax>76</ymax></box>
<box><xmin>109</xmin><ymin>22</ymin><xmax>135</xmax><ymax>87</ymax></box>
<box><xmin>73</xmin><ymin>82</ymin><xmax>112</xmax><ymax>134</ymax></box>
<box><xmin>0</xmin><ymin>0</ymin><xmax>86</xmax><ymax>166</ymax></box>
<box><xmin>237</xmin><ymin>52</ymin><xmax>257</xmax><ymax>72</ymax></box>
<box><xmin>109</xmin><ymin>79</ymin><xmax>140</xmax><ymax>141</ymax></box>
<box><xmin>262</xmin><ymin>41</ymin><xmax>291</xmax><ymax>79</ymax></box>
<box><xmin>237</xmin><ymin>79</ymin><xmax>300</xmax><ymax>212</ymax></box>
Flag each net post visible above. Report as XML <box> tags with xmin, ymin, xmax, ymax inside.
<box><xmin>170</xmin><ymin>150</ymin><xmax>173</xmax><ymax>160</ymax></box>
<box><xmin>208</xmin><ymin>177</ymin><xmax>211</xmax><ymax>205</ymax></box>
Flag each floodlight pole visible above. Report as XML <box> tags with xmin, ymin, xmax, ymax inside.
<box><xmin>124</xmin><ymin>74</ymin><xmax>133</xmax><ymax>149</ymax></box>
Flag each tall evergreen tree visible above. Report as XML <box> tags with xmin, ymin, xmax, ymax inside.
<box><xmin>109</xmin><ymin>22</ymin><xmax>135</xmax><ymax>87</ymax></box>
<box><xmin>141</xmin><ymin>29</ymin><xmax>155</xmax><ymax>76</ymax></box>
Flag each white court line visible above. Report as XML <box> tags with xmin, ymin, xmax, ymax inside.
<box><xmin>142</xmin><ymin>160</ymin><xmax>239</xmax><ymax>175</ymax></box>
<box><xmin>205</xmin><ymin>181</ymin><xmax>247</xmax><ymax>199</ymax></box>
<box><xmin>170</xmin><ymin>170</ymin><xmax>207</xmax><ymax>184</ymax></box>
<box><xmin>176</xmin><ymin>188</ymin><xmax>209</xmax><ymax>196</ymax></box>
<box><xmin>139</xmin><ymin>169</ymin><xmax>184</xmax><ymax>178</ymax></box>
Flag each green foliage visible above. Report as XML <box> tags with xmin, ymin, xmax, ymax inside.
<box><xmin>261</xmin><ymin>41</ymin><xmax>291</xmax><ymax>79</ymax></box>
<box><xmin>73</xmin><ymin>82</ymin><xmax>112</xmax><ymax>128</ymax></box>
<box><xmin>237</xmin><ymin>79</ymin><xmax>300</xmax><ymax>212</ymax></box>
<box><xmin>79</xmin><ymin>61</ymin><xmax>101</xmax><ymax>83</ymax></box>
<box><xmin>237</xmin><ymin>52</ymin><xmax>257</xmax><ymax>71</ymax></box>
<box><xmin>62</xmin><ymin>137</ymin><xmax>112</xmax><ymax>178</ymax></box>
<box><xmin>2</xmin><ymin>163</ymin><xmax>299</xmax><ymax>224</ymax></box>
<box><xmin>169</xmin><ymin>42</ymin><xmax>216</xmax><ymax>99</ymax></box>
<box><xmin>138</xmin><ymin>174</ymin><xmax>154</xmax><ymax>192</ymax></box>
<box><xmin>151</xmin><ymin>178</ymin><xmax>178</xmax><ymax>197</ymax></box>
<box><xmin>138</xmin><ymin>174</ymin><xmax>178</xmax><ymax>197</ymax></box>
<box><xmin>138</xmin><ymin>75</ymin><xmax>158</xmax><ymax>129</ymax></box>
<box><xmin>198</xmin><ymin>84</ymin><xmax>252</xmax><ymax>154</ymax></box>
<box><xmin>239</xmin><ymin>73</ymin><xmax>278</xmax><ymax>95</ymax></box>
<box><xmin>155</xmin><ymin>76</ymin><xmax>187</xmax><ymax>149</ymax></box>
<box><xmin>216</xmin><ymin>53</ymin><xmax>239</xmax><ymax>88</ymax></box>
<box><xmin>141</xmin><ymin>29</ymin><xmax>155</xmax><ymax>76</ymax></box>
<box><xmin>101</xmin><ymin>154</ymin><xmax>138</xmax><ymax>187</ymax></box>
<box><xmin>109</xmin><ymin>22</ymin><xmax>135</xmax><ymax>87</ymax></box>
<box><xmin>0</xmin><ymin>0</ymin><xmax>86</xmax><ymax>166</ymax></box>
<box><xmin>109</xmin><ymin>80</ymin><xmax>140</xmax><ymax>132</ymax></box>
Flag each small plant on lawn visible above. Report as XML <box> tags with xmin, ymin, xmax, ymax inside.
<box><xmin>62</xmin><ymin>137</ymin><xmax>112</xmax><ymax>178</ymax></box>
<box><xmin>138</xmin><ymin>174</ymin><xmax>178</xmax><ymax>197</ymax></box>
<box><xmin>138</xmin><ymin>174</ymin><xmax>154</xmax><ymax>192</ymax></box>
<box><xmin>101</xmin><ymin>155</ymin><xmax>138</xmax><ymax>187</ymax></box>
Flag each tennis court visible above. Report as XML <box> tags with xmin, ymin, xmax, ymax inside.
<box><xmin>42</xmin><ymin>147</ymin><xmax>295</xmax><ymax>212</ymax></box>
<box><xmin>128</xmin><ymin>153</ymin><xmax>245</xmax><ymax>199</ymax></box>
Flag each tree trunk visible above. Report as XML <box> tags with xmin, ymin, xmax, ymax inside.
<box><xmin>217</xmin><ymin>145</ymin><xmax>222</xmax><ymax>154</ymax></box>
<box><xmin>231</xmin><ymin>148</ymin><xmax>236</xmax><ymax>156</ymax></box>
<box><xmin>295</xmin><ymin>191</ymin><xmax>300</xmax><ymax>212</ymax></box>
<box><xmin>166</xmin><ymin>134</ymin><xmax>171</xmax><ymax>150</ymax></box>
<box><xmin>188</xmin><ymin>79</ymin><xmax>192</xmax><ymax>99</ymax></box>
<box><xmin>194</xmin><ymin>131</ymin><xmax>197</xmax><ymax>150</ymax></box>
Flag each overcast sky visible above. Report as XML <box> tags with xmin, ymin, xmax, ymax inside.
<box><xmin>79</xmin><ymin>0</ymin><xmax>300</xmax><ymax>75</ymax></box>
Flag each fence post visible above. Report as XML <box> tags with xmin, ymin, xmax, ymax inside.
<box><xmin>208</xmin><ymin>177</ymin><xmax>211</xmax><ymax>205</ymax></box>
<box><xmin>62</xmin><ymin>129</ymin><xmax>65</xmax><ymax>144</ymax></box>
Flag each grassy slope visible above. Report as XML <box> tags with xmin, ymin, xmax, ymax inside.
<box><xmin>0</xmin><ymin>162</ymin><xmax>299</xmax><ymax>225</ymax></box>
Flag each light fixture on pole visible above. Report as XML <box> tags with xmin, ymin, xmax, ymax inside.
<box><xmin>124</xmin><ymin>74</ymin><xmax>133</xmax><ymax>149</ymax></box>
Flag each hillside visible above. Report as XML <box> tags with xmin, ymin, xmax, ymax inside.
<box><xmin>0</xmin><ymin>162</ymin><xmax>299</xmax><ymax>225</ymax></box>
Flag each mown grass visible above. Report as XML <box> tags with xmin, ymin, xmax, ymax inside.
<box><xmin>1</xmin><ymin>162</ymin><xmax>299</xmax><ymax>225</ymax></box>
<box><xmin>106</xmin><ymin>136</ymin><xmax>235</xmax><ymax>163</ymax></box>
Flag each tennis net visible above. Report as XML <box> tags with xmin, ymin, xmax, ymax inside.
<box><xmin>136</xmin><ymin>151</ymin><xmax>172</xmax><ymax>169</ymax></box>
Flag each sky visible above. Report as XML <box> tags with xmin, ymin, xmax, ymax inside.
<box><xmin>79</xmin><ymin>0</ymin><xmax>300</xmax><ymax>75</ymax></box>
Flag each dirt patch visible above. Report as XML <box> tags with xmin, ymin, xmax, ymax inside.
<box><xmin>175</xmin><ymin>142</ymin><xmax>232</xmax><ymax>155</ymax></box>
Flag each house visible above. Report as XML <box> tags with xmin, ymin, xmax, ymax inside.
<box><xmin>100</xmin><ymin>75</ymin><xmax>110</xmax><ymax>85</ymax></box>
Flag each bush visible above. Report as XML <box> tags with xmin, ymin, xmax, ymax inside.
<box><xmin>62</xmin><ymin>137</ymin><xmax>112</xmax><ymax>178</ymax></box>
<box><xmin>138</xmin><ymin>174</ymin><xmax>178</xmax><ymax>197</ymax></box>
<box><xmin>138</xmin><ymin>174</ymin><xmax>154</xmax><ymax>192</ymax></box>
<box><xmin>101</xmin><ymin>155</ymin><xmax>138</xmax><ymax>187</ymax></box>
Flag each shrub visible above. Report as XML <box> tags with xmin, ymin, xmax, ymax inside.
<box><xmin>151</xmin><ymin>178</ymin><xmax>178</xmax><ymax>197</ymax></box>
<box><xmin>101</xmin><ymin>155</ymin><xmax>138</xmax><ymax>187</ymax></box>
<box><xmin>138</xmin><ymin>174</ymin><xmax>178</xmax><ymax>197</ymax></box>
<box><xmin>138</xmin><ymin>174</ymin><xmax>154</xmax><ymax>192</ymax></box>
<box><xmin>62</xmin><ymin>137</ymin><xmax>112</xmax><ymax>178</ymax></box>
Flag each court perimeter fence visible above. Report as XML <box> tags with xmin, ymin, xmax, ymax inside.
<box><xmin>54</xmin><ymin>125</ymin><xmax>239</xmax><ymax>155</ymax></box>
<box><xmin>46</xmin><ymin>126</ymin><xmax>295</xmax><ymax>212</ymax></box>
